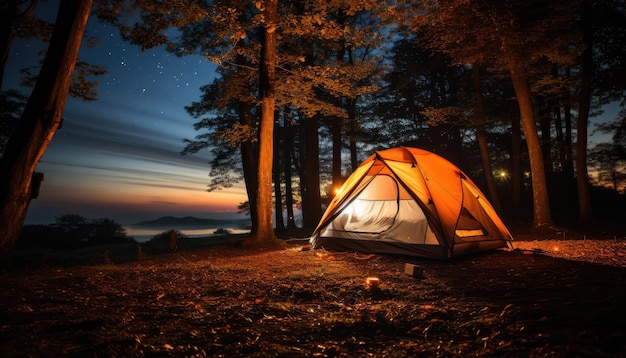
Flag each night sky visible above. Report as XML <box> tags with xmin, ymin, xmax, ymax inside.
<box><xmin>3</xmin><ymin>10</ymin><xmax>248</xmax><ymax>225</ymax></box>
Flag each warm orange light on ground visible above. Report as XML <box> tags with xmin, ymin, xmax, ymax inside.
<box><xmin>365</xmin><ymin>277</ymin><xmax>380</xmax><ymax>288</ymax></box>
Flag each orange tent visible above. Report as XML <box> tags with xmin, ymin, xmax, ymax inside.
<box><xmin>309</xmin><ymin>147</ymin><xmax>513</xmax><ymax>260</ymax></box>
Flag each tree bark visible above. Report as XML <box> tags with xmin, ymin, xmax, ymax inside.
<box><xmin>534</xmin><ymin>95</ymin><xmax>552</xmax><ymax>176</ymax></box>
<box><xmin>472</xmin><ymin>65</ymin><xmax>503</xmax><ymax>215</ymax></box>
<box><xmin>539</xmin><ymin>106</ymin><xmax>552</xmax><ymax>175</ymax></box>
<box><xmin>553</xmin><ymin>101</ymin><xmax>566</xmax><ymax>173</ymax></box>
<box><xmin>282</xmin><ymin>112</ymin><xmax>297</xmax><ymax>229</ymax></box>
<box><xmin>301</xmin><ymin>115</ymin><xmax>322</xmax><ymax>229</ymax></box>
<box><xmin>238</xmin><ymin>100</ymin><xmax>258</xmax><ymax>234</ymax></box>
<box><xmin>331</xmin><ymin>116</ymin><xmax>342</xmax><ymax>196</ymax></box>
<box><xmin>576</xmin><ymin>0</ymin><xmax>593</xmax><ymax>226</ymax></box>
<box><xmin>475</xmin><ymin>127</ymin><xmax>503</xmax><ymax>212</ymax></box>
<box><xmin>348</xmin><ymin>117</ymin><xmax>358</xmax><ymax>171</ymax></box>
<box><xmin>563</xmin><ymin>89</ymin><xmax>574</xmax><ymax>178</ymax></box>
<box><xmin>331</xmin><ymin>26</ymin><xmax>346</xmax><ymax>198</ymax></box>
<box><xmin>273</xmin><ymin>120</ymin><xmax>284</xmax><ymax>232</ymax></box>
<box><xmin>508</xmin><ymin>67</ymin><xmax>554</xmax><ymax>227</ymax></box>
<box><xmin>0</xmin><ymin>0</ymin><xmax>93</xmax><ymax>259</ymax></box>
<box><xmin>344</xmin><ymin>49</ymin><xmax>358</xmax><ymax>172</ymax></box>
<box><xmin>510</xmin><ymin>108</ymin><xmax>522</xmax><ymax>222</ymax></box>
<box><xmin>246</xmin><ymin>0</ymin><xmax>281</xmax><ymax>246</ymax></box>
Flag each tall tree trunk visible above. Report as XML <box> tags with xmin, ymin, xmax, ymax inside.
<box><xmin>576</xmin><ymin>0</ymin><xmax>593</xmax><ymax>226</ymax></box>
<box><xmin>471</xmin><ymin>66</ymin><xmax>503</xmax><ymax>215</ymax></box>
<box><xmin>539</xmin><ymin>110</ymin><xmax>552</xmax><ymax>174</ymax></box>
<box><xmin>247</xmin><ymin>0</ymin><xmax>281</xmax><ymax>246</ymax></box>
<box><xmin>508</xmin><ymin>68</ymin><xmax>553</xmax><ymax>227</ymax></box>
<box><xmin>475</xmin><ymin>127</ymin><xmax>503</xmax><ymax>214</ymax></box>
<box><xmin>331</xmin><ymin>34</ymin><xmax>345</xmax><ymax>197</ymax></box>
<box><xmin>349</xmin><ymin>119</ymin><xmax>358</xmax><ymax>171</ymax></box>
<box><xmin>283</xmin><ymin>112</ymin><xmax>297</xmax><ymax>229</ymax></box>
<box><xmin>563</xmin><ymin>90</ymin><xmax>574</xmax><ymax>178</ymax></box>
<box><xmin>331</xmin><ymin>116</ymin><xmax>342</xmax><ymax>196</ymax></box>
<box><xmin>273</xmin><ymin>120</ymin><xmax>284</xmax><ymax>232</ymax></box>
<box><xmin>553</xmin><ymin>102</ymin><xmax>566</xmax><ymax>173</ymax></box>
<box><xmin>344</xmin><ymin>47</ymin><xmax>359</xmax><ymax>172</ymax></box>
<box><xmin>511</xmin><ymin>106</ymin><xmax>523</xmax><ymax>222</ymax></box>
<box><xmin>238</xmin><ymin>100</ymin><xmax>258</xmax><ymax>234</ymax></box>
<box><xmin>563</xmin><ymin>68</ymin><xmax>574</xmax><ymax>178</ymax></box>
<box><xmin>301</xmin><ymin>115</ymin><xmax>322</xmax><ymax>229</ymax></box>
<box><xmin>0</xmin><ymin>0</ymin><xmax>93</xmax><ymax>259</ymax></box>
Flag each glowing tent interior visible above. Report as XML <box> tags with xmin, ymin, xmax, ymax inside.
<box><xmin>309</xmin><ymin>147</ymin><xmax>514</xmax><ymax>260</ymax></box>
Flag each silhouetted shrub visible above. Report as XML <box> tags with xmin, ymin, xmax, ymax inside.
<box><xmin>146</xmin><ymin>230</ymin><xmax>188</xmax><ymax>244</ymax></box>
<box><xmin>18</xmin><ymin>214</ymin><xmax>134</xmax><ymax>250</ymax></box>
<box><xmin>139</xmin><ymin>230</ymin><xmax>188</xmax><ymax>253</ymax></box>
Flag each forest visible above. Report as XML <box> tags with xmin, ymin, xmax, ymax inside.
<box><xmin>1</xmin><ymin>0</ymin><xmax>626</xmax><ymax>256</ymax></box>
<box><xmin>2</xmin><ymin>2</ymin><xmax>626</xmax><ymax>356</ymax></box>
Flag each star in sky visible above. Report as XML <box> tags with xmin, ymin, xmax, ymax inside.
<box><xmin>3</xmin><ymin>11</ymin><xmax>247</xmax><ymax>226</ymax></box>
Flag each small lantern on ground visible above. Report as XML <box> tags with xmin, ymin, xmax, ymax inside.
<box><xmin>366</xmin><ymin>277</ymin><xmax>380</xmax><ymax>288</ymax></box>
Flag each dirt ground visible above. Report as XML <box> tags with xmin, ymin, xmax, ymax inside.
<box><xmin>1</xmin><ymin>228</ymin><xmax>626</xmax><ymax>357</ymax></box>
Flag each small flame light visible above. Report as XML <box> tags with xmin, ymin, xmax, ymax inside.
<box><xmin>365</xmin><ymin>277</ymin><xmax>380</xmax><ymax>288</ymax></box>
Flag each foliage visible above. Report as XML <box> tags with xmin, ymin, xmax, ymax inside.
<box><xmin>589</xmin><ymin>115</ymin><xmax>626</xmax><ymax>192</ymax></box>
<box><xmin>402</xmin><ymin>0</ymin><xmax>580</xmax><ymax>75</ymax></box>
<box><xmin>3</xmin><ymin>0</ymin><xmax>625</xmax><ymax>247</ymax></box>
<box><xmin>7</xmin><ymin>1</ymin><xmax>54</xmax><ymax>42</ymax></box>
<box><xmin>118</xmin><ymin>0</ymin><xmax>386</xmax><ymax>191</ymax></box>
<box><xmin>19</xmin><ymin>60</ymin><xmax>109</xmax><ymax>101</ymax></box>
<box><xmin>181</xmin><ymin>79</ymin><xmax>249</xmax><ymax>191</ymax></box>
<box><xmin>0</xmin><ymin>90</ymin><xmax>28</xmax><ymax>158</ymax></box>
<box><xmin>146</xmin><ymin>230</ymin><xmax>188</xmax><ymax>244</ymax></box>
<box><xmin>18</xmin><ymin>214</ymin><xmax>133</xmax><ymax>250</ymax></box>
<box><xmin>590</xmin><ymin>0</ymin><xmax>626</xmax><ymax>104</ymax></box>
<box><xmin>139</xmin><ymin>229</ymin><xmax>246</xmax><ymax>254</ymax></box>
<box><xmin>237</xmin><ymin>201</ymin><xmax>250</xmax><ymax>215</ymax></box>
<box><xmin>213</xmin><ymin>228</ymin><xmax>232</xmax><ymax>235</ymax></box>
<box><xmin>5</xmin><ymin>1</ymin><xmax>108</xmax><ymax>101</ymax></box>
<box><xmin>588</xmin><ymin>143</ymin><xmax>626</xmax><ymax>193</ymax></box>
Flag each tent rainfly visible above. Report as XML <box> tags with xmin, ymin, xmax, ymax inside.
<box><xmin>309</xmin><ymin>147</ymin><xmax>513</xmax><ymax>260</ymax></box>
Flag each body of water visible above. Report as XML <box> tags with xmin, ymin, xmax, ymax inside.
<box><xmin>125</xmin><ymin>227</ymin><xmax>251</xmax><ymax>243</ymax></box>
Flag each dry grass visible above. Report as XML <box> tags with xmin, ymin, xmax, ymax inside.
<box><xmin>2</xmin><ymin>233</ymin><xmax>626</xmax><ymax>357</ymax></box>
<box><xmin>512</xmin><ymin>239</ymin><xmax>626</xmax><ymax>267</ymax></box>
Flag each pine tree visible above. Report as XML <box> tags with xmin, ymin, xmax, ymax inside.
<box><xmin>401</xmin><ymin>0</ymin><xmax>581</xmax><ymax>227</ymax></box>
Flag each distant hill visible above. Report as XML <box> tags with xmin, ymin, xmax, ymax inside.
<box><xmin>130</xmin><ymin>216</ymin><xmax>249</xmax><ymax>229</ymax></box>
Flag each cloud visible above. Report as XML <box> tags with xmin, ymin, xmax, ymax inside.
<box><xmin>9</xmin><ymin>16</ymin><xmax>232</xmax><ymax>225</ymax></box>
<box><xmin>150</xmin><ymin>200</ymin><xmax>181</xmax><ymax>205</ymax></box>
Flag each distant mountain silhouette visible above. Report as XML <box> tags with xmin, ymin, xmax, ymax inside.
<box><xmin>131</xmin><ymin>216</ymin><xmax>248</xmax><ymax>229</ymax></box>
